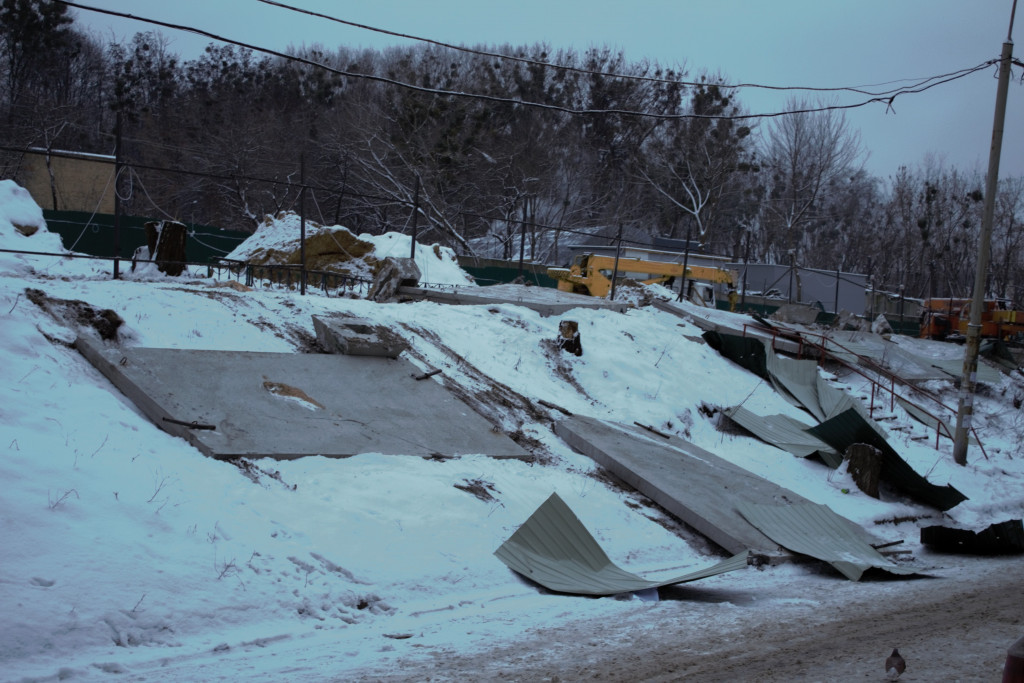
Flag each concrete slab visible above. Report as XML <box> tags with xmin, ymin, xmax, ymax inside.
<box><xmin>655</xmin><ymin>299</ymin><xmax>804</xmax><ymax>355</ymax></box>
<box><xmin>312</xmin><ymin>313</ymin><xmax>408</xmax><ymax>358</ymax></box>
<box><xmin>398</xmin><ymin>283</ymin><xmax>631</xmax><ymax>316</ymax></box>
<box><xmin>76</xmin><ymin>337</ymin><xmax>530</xmax><ymax>461</ymax></box>
<box><xmin>554</xmin><ymin>415</ymin><xmax>808</xmax><ymax>559</ymax></box>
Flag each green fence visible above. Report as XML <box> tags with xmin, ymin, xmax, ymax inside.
<box><xmin>43</xmin><ymin>210</ymin><xmax>250</xmax><ymax>264</ymax></box>
<box><xmin>456</xmin><ymin>256</ymin><xmax>559</xmax><ymax>288</ymax></box>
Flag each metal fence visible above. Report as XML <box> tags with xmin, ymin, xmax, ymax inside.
<box><xmin>1</xmin><ymin>248</ymin><xmax>372</xmax><ymax>297</ymax></box>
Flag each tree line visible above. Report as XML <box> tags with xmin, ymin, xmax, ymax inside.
<box><xmin>2</xmin><ymin>0</ymin><xmax>1022</xmax><ymax>303</ymax></box>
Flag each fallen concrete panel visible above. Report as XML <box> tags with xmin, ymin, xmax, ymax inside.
<box><xmin>494</xmin><ymin>492</ymin><xmax>749</xmax><ymax>596</ymax></box>
<box><xmin>399</xmin><ymin>284</ymin><xmax>630</xmax><ymax>316</ymax></box>
<box><xmin>895</xmin><ymin>395</ymin><xmax>977</xmax><ymax>445</ymax></box>
<box><xmin>656</xmin><ymin>299</ymin><xmax>803</xmax><ymax>355</ymax></box>
<box><xmin>801</xmin><ymin>330</ymin><xmax>1003</xmax><ymax>385</ymax></box>
<box><xmin>928</xmin><ymin>357</ymin><xmax>1002</xmax><ymax>384</ymax></box>
<box><xmin>723</xmin><ymin>405</ymin><xmax>842</xmax><ymax>468</ymax></box>
<box><xmin>554</xmin><ymin>415</ymin><xmax>810</xmax><ymax>558</ymax></box>
<box><xmin>312</xmin><ymin>313</ymin><xmax>408</xmax><ymax>358</ymax></box>
<box><xmin>76</xmin><ymin>337</ymin><xmax>529</xmax><ymax>460</ymax></box>
<box><xmin>920</xmin><ymin>519</ymin><xmax>1024</xmax><ymax>555</ymax></box>
<box><xmin>808</xmin><ymin>408</ymin><xmax>967</xmax><ymax>511</ymax></box>
<box><xmin>736</xmin><ymin>502</ymin><xmax>923</xmax><ymax>581</ymax></box>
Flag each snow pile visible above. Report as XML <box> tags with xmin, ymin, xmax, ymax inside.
<box><xmin>225</xmin><ymin>212</ymin><xmax>475</xmax><ymax>286</ymax></box>
<box><xmin>1</xmin><ymin>184</ymin><xmax>1023</xmax><ymax>680</ymax></box>
<box><xmin>0</xmin><ymin>179</ymin><xmax>65</xmax><ymax>275</ymax></box>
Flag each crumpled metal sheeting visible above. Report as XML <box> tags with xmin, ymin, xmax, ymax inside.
<box><xmin>495</xmin><ymin>493</ymin><xmax>749</xmax><ymax>596</ymax></box>
<box><xmin>808</xmin><ymin>408</ymin><xmax>967</xmax><ymax>511</ymax></box>
<box><xmin>764</xmin><ymin>349</ymin><xmax>863</xmax><ymax>423</ymax></box>
<box><xmin>723</xmin><ymin>405</ymin><xmax>843</xmax><ymax>469</ymax></box>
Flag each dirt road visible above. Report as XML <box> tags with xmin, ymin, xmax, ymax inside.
<box><xmin>362</xmin><ymin>553</ymin><xmax>1024</xmax><ymax>682</ymax></box>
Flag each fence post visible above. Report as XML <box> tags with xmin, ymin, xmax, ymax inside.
<box><xmin>676</xmin><ymin>227</ymin><xmax>692</xmax><ymax>303</ymax></box>
<box><xmin>409</xmin><ymin>177</ymin><xmax>420</xmax><ymax>261</ymax></box>
<box><xmin>299</xmin><ymin>153</ymin><xmax>307</xmax><ymax>296</ymax></box>
<box><xmin>610</xmin><ymin>223</ymin><xmax>623</xmax><ymax>301</ymax></box>
<box><xmin>834</xmin><ymin>267</ymin><xmax>841</xmax><ymax>316</ymax></box>
<box><xmin>788</xmin><ymin>251</ymin><xmax>795</xmax><ymax>303</ymax></box>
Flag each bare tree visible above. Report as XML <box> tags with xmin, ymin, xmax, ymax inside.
<box><xmin>988</xmin><ymin>176</ymin><xmax>1024</xmax><ymax>302</ymax></box>
<box><xmin>759</xmin><ymin>98</ymin><xmax>864</xmax><ymax>262</ymax></box>
<box><xmin>636</xmin><ymin>77</ymin><xmax>752</xmax><ymax>245</ymax></box>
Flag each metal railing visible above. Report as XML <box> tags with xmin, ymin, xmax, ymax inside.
<box><xmin>798</xmin><ymin>329</ymin><xmax>990</xmax><ymax>459</ymax></box>
<box><xmin>1</xmin><ymin>248</ymin><xmax>373</xmax><ymax>297</ymax></box>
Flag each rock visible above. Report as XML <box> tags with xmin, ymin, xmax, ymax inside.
<box><xmin>369</xmin><ymin>257</ymin><xmax>421</xmax><ymax>302</ymax></box>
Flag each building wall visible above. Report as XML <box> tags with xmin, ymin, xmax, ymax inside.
<box><xmin>20</xmin><ymin>151</ymin><xmax>115</xmax><ymax>214</ymax></box>
<box><xmin>729</xmin><ymin>262</ymin><xmax>869</xmax><ymax>315</ymax></box>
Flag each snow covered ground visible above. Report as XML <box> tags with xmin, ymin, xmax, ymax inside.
<box><xmin>2</xmin><ymin>180</ymin><xmax>1023</xmax><ymax>681</ymax></box>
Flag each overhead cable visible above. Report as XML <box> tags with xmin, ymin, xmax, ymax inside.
<box><xmin>57</xmin><ymin>1</ymin><xmax>996</xmax><ymax>121</ymax></box>
<box><xmin>257</xmin><ymin>0</ymin><xmax>995</xmax><ymax>99</ymax></box>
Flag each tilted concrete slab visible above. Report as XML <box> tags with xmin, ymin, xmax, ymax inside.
<box><xmin>312</xmin><ymin>313</ymin><xmax>408</xmax><ymax>358</ymax></box>
<box><xmin>654</xmin><ymin>299</ymin><xmax>804</xmax><ymax>355</ymax></box>
<box><xmin>398</xmin><ymin>283</ymin><xmax>631</xmax><ymax>316</ymax></box>
<box><xmin>554</xmin><ymin>415</ymin><xmax>810</xmax><ymax>559</ymax></box>
<box><xmin>76</xmin><ymin>336</ymin><xmax>530</xmax><ymax>461</ymax></box>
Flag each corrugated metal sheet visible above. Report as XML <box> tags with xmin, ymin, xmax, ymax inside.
<box><xmin>702</xmin><ymin>331</ymin><xmax>769</xmax><ymax>379</ymax></box>
<box><xmin>723</xmin><ymin>405</ymin><xmax>843</xmax><ymax>468</ymax></box>
<box><xmin>765</xmin><ymin>352</ymin><xmax>824</xmax><ymax>420</ymax></box>
<box><xmin>764</xmin><ymin>349</ymin><xmax>860</xmax><ymax>423</ymax></box>
<box><xmin>494</xmin><ymin>493</ymin><xmax>749</xmax><ymax>596</ymax></box>
<box><xmin>736</xmin><ymin>501</ymin><xmax>923</xmax><ymax>581</ymax></box>
<box><xmin>808</xmin><ymin>408</ymin><xmax>967</xmax><ymax>511</ymax></box>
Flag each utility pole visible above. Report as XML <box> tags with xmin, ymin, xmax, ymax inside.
<box><xmin>952</xmin><ymin>2</ymin><xmax>1016</xmax><ymax>465</ymax></box>
<box><xmin>112</xmin><ymin>111</ymin><xmax>122</xmax><ymax>280</ymax></box>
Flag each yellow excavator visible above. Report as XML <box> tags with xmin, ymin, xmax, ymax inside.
<box><xmin>547</xmin><ymin>253</ymin><xmax>736</xmax><ymax>299</ymax></box>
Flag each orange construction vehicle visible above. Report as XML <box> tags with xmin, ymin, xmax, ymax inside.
<box><xmin>547</xmin><ymin>253</ymin><xmax>735</xmax><ymax>301</ymax></box>
<box><xmin>919</xmin><ymin>298</ymin><xmax>1024</xmax><ymax>341</ymax></box>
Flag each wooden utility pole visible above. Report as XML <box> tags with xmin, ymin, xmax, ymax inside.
<box><xmin>953</xmin><ymin>3</ymin><xmax>1016</xmax><ymax>465</ymax></box>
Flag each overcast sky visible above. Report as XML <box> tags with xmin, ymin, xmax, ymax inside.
<box><xmin>69</xmin><ymin>0</ymin><xmax>1023</xmax><ymax>180</ymax></box>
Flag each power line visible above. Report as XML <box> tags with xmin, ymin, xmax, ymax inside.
<box><xmin>58</xmin><ymin>1</ymin><xmax>996</xmax><ymax>122</ymax></box>
<box><xmin>257</xmin><ymin>0</ymin><xmax>975</xmax><ymax>99</ymax></box>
